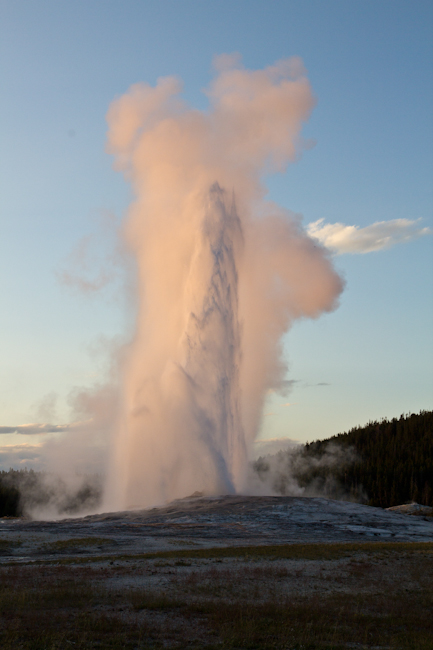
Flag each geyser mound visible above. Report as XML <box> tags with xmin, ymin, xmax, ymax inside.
<box><xmin>104</xmin><ymin>55</ymin><xmax>344</xmax><ymax>511</ymax></box>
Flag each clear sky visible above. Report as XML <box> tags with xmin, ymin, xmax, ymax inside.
<box><xmin>1</xmin><ymin>0</ymin><xmax>432</xmax><ymax>469</ymax></box>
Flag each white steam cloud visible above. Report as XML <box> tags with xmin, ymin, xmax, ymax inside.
<box><xmin>307</xmin><ymin>218</ymin><xmax>431</xmax><ymax>255</ymax></box>
<box><xmin>103</xmin><ymin>55</ymin><xmax>343</xmax><ymax>510</ymax></box>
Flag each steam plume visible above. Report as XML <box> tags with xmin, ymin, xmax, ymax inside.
<box><xmin>104</xmin><ymin>56</ymin><xmax>343</xmax><ymax>510</ymax></box>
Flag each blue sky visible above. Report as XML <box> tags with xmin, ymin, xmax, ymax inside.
<box><xmin>1</xmin><ymin>1</ymin><xmax>432</xmax><ymax>469</ymax></box>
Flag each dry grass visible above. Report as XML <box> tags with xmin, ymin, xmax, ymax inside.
<box><xmin>0</xmin><ymin>538</ymin><xmax>21</xmax><ymax>557</ymax></box>
<box><xmin>46</xmin><ymin>536</ymin><xmax>116</xmax><ymax>552</ymax></box>
<box><xmin>32</xmin><ymin>539</ymin><xmax>433</xmax><ymax>566</ymax></box>
<box><xmin>0</xmin><ymin>538</ymin><xmax>21</xmax><ymax>548</ymax></box>
<box><xmin>136</xmin><ymin>540</ymin><xmax>433</xmax><ymax>561</ymax></box>
<box><xmin>1</xmin><ymin>541</ymin><xmax>432</xmax><ymax>649</ymax></box>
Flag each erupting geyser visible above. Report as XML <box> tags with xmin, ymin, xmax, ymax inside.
<box><xmin>104</xmin><ymin>55</ymin><xmax>343</xmax><ymax>510</ymax></box>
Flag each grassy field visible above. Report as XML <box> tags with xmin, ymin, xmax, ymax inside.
<box><xmin>0</xmin><ymin>541</ymin><xmax>432</xmax><ymax>649</ymax></box>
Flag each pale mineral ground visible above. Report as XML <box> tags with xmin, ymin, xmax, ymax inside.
<box><xmin>1</xmin><ymin>496</ymin><xmax>432</xmax><ymax>562</ymax></box>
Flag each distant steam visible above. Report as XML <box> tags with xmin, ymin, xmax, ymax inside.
<box><xmin>103</xmin><ymin>55</ymin><xmax>343</xmax><ymax>510</ymax></box>
<box><xmin>250</xmin><ymin>443</ymin><xmax>366</xmax><ymax>503</ymax></box>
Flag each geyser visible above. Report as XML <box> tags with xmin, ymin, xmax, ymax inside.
<box><xmin>104</xmin><ymin>55</ymin><xmax>343</xmax><ymax>510</ymax></box>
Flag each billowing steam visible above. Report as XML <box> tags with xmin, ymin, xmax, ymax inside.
<box><xmin>103</xmin><ymin>55</ymin><xmax>343</xmax><ymax>510</ymax></box>
<box><xmin>250</xmin><ymin>443</ymin><xmax>366</xmax><ymax>503</ymax></box>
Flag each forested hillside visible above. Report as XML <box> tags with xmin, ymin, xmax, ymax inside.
<box><xmin>301</xmin><ymin>410</ymin><xmax>433</xmax><ymax>508</ymax></box>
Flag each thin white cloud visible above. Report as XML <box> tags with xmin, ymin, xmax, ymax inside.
<box><xmin>0</xmin><ymin>424</ymin><xmax>65</xmax><ymax>435</ymax></box>
<box><xmin>0</xmin><ymin>423</ymin><xmax>75</xmax><ymax>435</ymax></box>
<box><xmin>0</xmin><ymin>444</ymin><xmax>43</xmax><ymax>467</ymax></box>
<box><xmin>307</xmin><ymin>218</ymin><xmax>432</xmax><ymax>255</ymax></box>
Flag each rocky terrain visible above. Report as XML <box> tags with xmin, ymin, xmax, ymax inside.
<box><xmin>1</xmin><ymin>495</ymin><xmax>432</xmax><ymax>561</ymax></box>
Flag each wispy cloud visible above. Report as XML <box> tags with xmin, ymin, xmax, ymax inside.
<box><xmin>0</xmin><ymin>384</ymin><xmax>118</xmax><ymax>473</ymax></box>
<box><xmin>0</xmin><ymin>444</ymin><xmax>43</xmax><ymax>467</ymax></box>
<box><xmin>267</xmin><ymin>379</ymin><xmax>299</xmax><ymax>396</ymax></box>
<box><xmin>307</xmin><ymin>218</ymin><xmax>431</xmax><ymax>255</ymax></box>
<box><xmin>0</xmin><ymin>419</ymin><xmax>108</xmax><ymax>473</ymax></box>
<box><xmin>0</xmin><ymin>423</ymin><xmax>71</xmax><ymax>435</ymax></box>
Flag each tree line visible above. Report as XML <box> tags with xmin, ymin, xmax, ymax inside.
<box><xmin>0</xmin><ymin>468</ymin><xmax>102</xmax><ymax>518</ymax></box>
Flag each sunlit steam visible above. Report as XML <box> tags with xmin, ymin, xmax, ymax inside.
<box><xmin>104</xmin><ymin>55</ymin><xmax>343</xmax><ymax>510</ymax></box>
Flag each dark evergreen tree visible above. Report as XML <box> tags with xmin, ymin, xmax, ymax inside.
<box><xmin>298</xmin><ymin>411</ymin><xmax>433</xmax><ymax>507</ymax></box>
